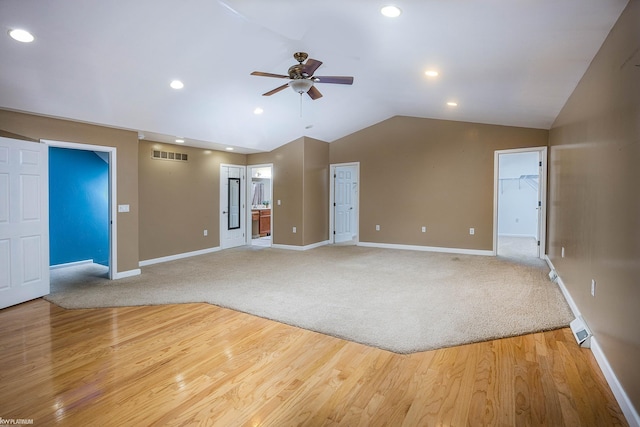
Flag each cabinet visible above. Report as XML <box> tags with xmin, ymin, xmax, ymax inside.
<box><xmin>252</xmin><ymin>209</ymin><xmax>271</xmax><ymax>237</ymax></box>
<box><xmin>259</xmin><ymin>209</ymin><xmax>271</xmax><ymax>236</ymax></box>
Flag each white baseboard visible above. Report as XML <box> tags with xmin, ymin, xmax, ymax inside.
<box><xmin>50</xmin><ymin>259</ymin><xmax>135</xmax><ymax>280</ymax></box>
<box><xmin>498</xmin><ymin>233</ymin><xmax>537</xmax><ymax>238</ymax></box>
<box><xmin>50</xmin><ymin>259</ymin><xmax>94</xmax><ymax>270</ymax></box>
<box><xmin>139</xmin><ymin>247</ymin><xmax>221</xmax><ymax>267</ymax></box>
<box><xmin>112</xmin><ymin>268</ymin><xmax>141</xmax><ymax>279</ymax></box>
<box><xmin>357</xmin><ymin>241</ymin><xmax>494</xmax><ymax>256</ymax></box>
<box><xmin>592</xmin><ymin>338</ymin><xmax>640</xmax><ymax>427</ymax></box>
<box><xmin>544</xmin><ymin>256</ymin><xmax>581</xmax><ymax>318</ymax></box>
<box><xmin>544</xmin><ymin>256</ymin><xmax>639</xmax><ymax>427</ymax></box>
<box><xmin>272</xmin><ymin>240</ymin><xmax>330</xmax><ymax>251</ymax></box>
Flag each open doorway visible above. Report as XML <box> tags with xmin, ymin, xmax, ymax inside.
<box><xmin>43</xmin><ymin>140</ymin><xmax>117</xmax><ymax>280</ymax></box>
<box><xmin>247</xmin><ymin>164</ymin><xmax>273</xmax><ymax>247</ymax></box>
<box><xmin>494</xmin><ymin>147</ymin><xmax>547</xmax><ymax>261</ymax></box>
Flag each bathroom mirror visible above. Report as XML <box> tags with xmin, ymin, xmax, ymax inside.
<box><xmin>228</xmin><ymin>177</ymin><xmax>240</xmax><ymax>230</ymax></box>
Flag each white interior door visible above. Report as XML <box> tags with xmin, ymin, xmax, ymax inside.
<box><xmin>334</xmin><ymin>165</ymin><xmax>358</xmax><ymax>243</ymax></box>
<box><xmin>220</xmin><ymin>164</ymin><xmax>246</xmax><ymax>249</ymax></box>
<box><xmin>0</xmin><ymin>137</ymin><xmax>49</xmax><ymax>309</ymax></box>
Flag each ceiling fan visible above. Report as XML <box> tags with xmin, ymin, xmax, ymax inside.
<box><xmin>251</xmin><ymin>52</ymin><xmax>354</xmax><ymax>100</ymax></box>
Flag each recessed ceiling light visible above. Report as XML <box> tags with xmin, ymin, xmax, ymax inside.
<box><xmin>226</xmin><ymin>147</ymin><xmax>234</xmax><ymax>151</ymax></box>
<box><xmin>425</xmin><ymin>70</ymin><xmax>439</xmax><ymax>77</ymax></box>
<box><xmin>254</xmin><ymin>107</ymin><xmax>264</xmax><ymax>115</ymax></box>
<box><xmin>9</xmin><ymin>29</ymin><xmax>35</xmax><ymax>43</ymax></box>
<box><xmin>175</xmin><ymin>138</ymin><xmax>184</xmax><ymax>143</ymax></box>
<box><xmin>381</xmin><ymin>5</ymin><xmax>402</xmax><ymax>18</ymax></box>
<box><xmin>447</xmin><ymin>101</ymin><xmax>458</xmax><ymax>107</ymax></box>
<box><xmin>170</xmin><ymin>80</ymin><xmax>184</xmax><ymax>89</ymax></box>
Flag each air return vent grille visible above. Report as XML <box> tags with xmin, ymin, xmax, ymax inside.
<box><xmin>152</xmin><ymin>150</ymin><xmax>188</xmax><ymax>162</ymax></box>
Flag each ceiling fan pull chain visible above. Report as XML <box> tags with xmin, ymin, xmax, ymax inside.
<box><xmin>299</xmin><ymin>93</ymin><xmax>303</xmax><ymax>117</ymax></box>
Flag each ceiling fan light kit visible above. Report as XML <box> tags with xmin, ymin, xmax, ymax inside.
<box><xmin>289</xmin><ymin>79</ymin><xmax>313</xmax><ymax>94</ymax></box>
<box><xmin>251</xmin><ymin>52</ymin><xmax>354</xmax><ymax>102</ymax></box>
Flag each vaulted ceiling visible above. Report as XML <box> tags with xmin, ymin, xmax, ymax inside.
<box><xmin>0</xmin><ymin>0</ymin><xmax>629</xmax><ymax>153</ymax></box>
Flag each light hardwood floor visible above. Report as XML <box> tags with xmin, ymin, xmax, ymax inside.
<box><xmin>0</xmin><ymin>299</ymin><xmax>628</xmax><ymax>426</ymax></box>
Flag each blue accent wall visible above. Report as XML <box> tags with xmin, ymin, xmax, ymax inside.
<box><xmin>49</xmin><ymin>147</ymin><xmax>109</xmax><ymax>266</ymax></box>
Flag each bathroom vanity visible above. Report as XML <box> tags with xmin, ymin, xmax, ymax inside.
<box><xmin>251</xmin><ymin>208</ymin><xmax>271</xmax><ymax>237</ymax></box>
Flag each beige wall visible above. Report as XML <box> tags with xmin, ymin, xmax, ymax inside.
<box><xmin>249</xmin><ymin>138</ymin><xmax>304</xmax><ymax>246</ymax></box>
<box><xmin>330</xmin><ymin>116</ymin><xmax>548</xmax><ymax>250</ymax></box>
<box><xmin>248</xmin><ymin>136</ymin><xmax>330</xmax><ymax>247</ymax></box>
<box><xmin>138</xmin><ymin>140</ymin><xmax>246</xmax><ymax>261</ymax></box>
<box><xmin>548</xmin><ymin>0</ymin><xmax>640</xmax><ymax>412</ymax></box>
<box><xmin>303</xmin><ymin>138</ymin><xmax>330</xmax><ymax>245</ymax></box>
<box><xmin>0</xmin><ymin>129</ymin><xmax>37</xmax><ymax>141</ymax></box>
<box><xmin>0</xmin><ymin>109</ymin><xmax>140</xmax><ymax>273</ymax></box>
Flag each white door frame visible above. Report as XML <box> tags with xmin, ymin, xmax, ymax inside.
<box><xmin>246</xmin><ymin>163</ymin><xmax>274</xmax><ymax>246</ymax></box>
<box><xmin>329</xmin><ymin>162</ymin><xmax>360</xmax><ymax>244</ymax></box>
<box><xmin>220</xmin><ymin>163</ymin><xmax>246</xmax><ymax>249</ymax></box>
<box><xmin>493</xmin><ymin>146</ymin><xmax>547</xmax><ymax>259</ymax></box>
<box><xmin>42</xmin><ymin>140</ymin><xmax>117</xmax><ymax>279</ymax></box>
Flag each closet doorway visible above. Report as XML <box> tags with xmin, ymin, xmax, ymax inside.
<box><xmin>493</xmin><ymin>147</ymin><xmax>547</xmax><ymax>261</ymax></box>
<box><xmin>247</xmin><ymin>164</ymin><xmax>273</xmax><ymax>247</ymax></box>
<box><xmin>44</xmin><ymin>139</ymin><xmax>117</xmax><ymax>279</ymax></box>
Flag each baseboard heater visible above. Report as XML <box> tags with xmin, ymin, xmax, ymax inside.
<box><xmin>570</xmin><ymin>316</ymin><xmax>592</xmax><ymax>348</ymax></box>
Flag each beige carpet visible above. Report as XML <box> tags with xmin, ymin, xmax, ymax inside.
<box><xmin>46</xmin><ymin>245</ymin><xmax>573</xmax><ymax>354</ymax></box>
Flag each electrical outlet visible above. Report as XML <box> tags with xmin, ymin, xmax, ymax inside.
<box><xmin>277</xmin><ymin>200</ymin><xmax>281</xmax><ymax>205</ymax></box>
<box><xmin>591</xmin><ymin>279</ymin><xmax>596</xmax><ymax>297</ymax></box>
<box><xmin>421</xmin><ymin>226</ymin><xmax>426</xmax><ymax>233</ymax></box>
<box><xmin>292</xmin><ymin>226</ymin><xmax>296</xmax><ymax>233</ymax></box>
<box><xmin>469</xmin><ymin>228</ymin><xmax>475</xmax><ymax>235</ymax></box>
<box><xmin>375</xmin><ymin>225</ymin><xmax>380</xmax><ymax>231</ymax></box>
<box><xmin>561</xmin><ymin>247</ymin><xmax>565</xmax><ymax>258</ymax></box>
<box><xmin>203</xmin><ymin>229</ymin><xmax>208</xmax><ymax>236</ymax></box>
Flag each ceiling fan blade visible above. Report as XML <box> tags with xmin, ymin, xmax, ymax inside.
<box><xmin>262</xmin><ymin>83</ymin><xmax>289</xmax><ymax>96</ymax></box>
<box><xmin>251</xmin><ymin>71</ymin><xmax>289</xmax><ymax>79</ymax></box>
<box><xmin>307</xmin><ymin>86</ymin><xmax>323</xmax><ymax>100</ymax></box>
<box><xmin>303</xmin><ymin>58</ymin><xmax>323</xmax><ymax>76</ymax></box>
<box><xmin>313</xmin><ymin>76</ymin><xmax>354</xmax><ymax>85</ymax></box>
